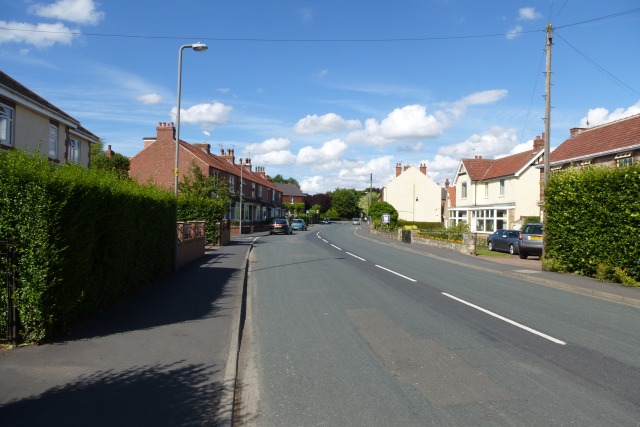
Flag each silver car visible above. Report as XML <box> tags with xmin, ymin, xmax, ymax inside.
<box><xmin>518</xmin><ymin>223</ymin><xmax>543</xmax><ymax>259</ymax></box>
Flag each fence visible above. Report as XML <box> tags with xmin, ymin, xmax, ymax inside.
<box><xmin>176</xmin><ymin>221</ymin><xmax>206</xmax><ymax>269</ymax></box>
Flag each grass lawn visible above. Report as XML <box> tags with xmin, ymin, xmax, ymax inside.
<box><xmin>476</xmin><ymin>247</ymin><xmax>513</xmax><ymax>257</ymax></box>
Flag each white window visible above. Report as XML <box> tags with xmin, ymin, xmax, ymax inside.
<box><xmin>68</xmin><ymin>139</ymin><xmax>80</xmax><ymax>164</ymax></box>
<box><xmin>252</xmin><ymin>183</ymin><xmax>256</xmax><ymax>198</ymax></box>
<box><xmin>0</xmin><ymin>102</ymin><xmax>14</xmax><ymax>147</ymax></box>
<box><xmin>484</xmin><ymin>182</ymin><xmax>489</xmax><ymax>198</ymax></box>
<box><xmin>615</xmin><ymin>152</ymin><xmax>632</xmax><ymax>167</ymax></box>
<box><xmin>229</xmin><ymin>175</ymin><xmax>235</xmax><ymax>192</ymax></box>
<box><xmin>499</xmin><ymin>179</ymin><xmax>505</xmax><ymax>196</ymax></box>
<box><xmin>258</xmin><ymin>185</ymin><xmax>263</xmax><ymax>198</ymax></box>
<box><xmin>48</xmin><ymin>124</ymin><xmax>58</xmax><ymax>158</ymax></box>
<box><xmin>461</xmin><ymin>182</ymin><xmax>468</xmax><ymax>199</ymax></box>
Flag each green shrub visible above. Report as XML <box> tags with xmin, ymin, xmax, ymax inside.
<box><xmin>1</xmin><ymin>150</ymin><xmax>175</xmax><ymax>342</ymax></box>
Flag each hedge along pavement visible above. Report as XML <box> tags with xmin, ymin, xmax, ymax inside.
<box><xmin>1</xmin><ymin>150</ymin><xmax>176</xmax><ymax>342</ymax></box>
<box><xmin>544</xmin><ymin>164</ymin><xmax>640</xmax><ymax>284</ymax></box>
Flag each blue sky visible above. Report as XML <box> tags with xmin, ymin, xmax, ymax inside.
<box><xmin>2</xmin><ymin>0</ymin><xmax>639</xmax><ymax>193</ymax></box>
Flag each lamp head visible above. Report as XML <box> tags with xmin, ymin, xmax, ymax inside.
<box><xmin>191</xmin><ymin>42</ymin><xmax>208</xmax><ymax>52</ymax></box>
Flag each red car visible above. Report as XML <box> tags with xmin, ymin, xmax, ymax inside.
<box><xmin>269</xmin><ymin>218</ymin><xmax>292</xmax><ymax>235</ymax></box>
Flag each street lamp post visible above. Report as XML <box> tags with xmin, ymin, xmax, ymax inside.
<box><xmin>174</xmin><ymin>43</ymin><xmax>207</xmax><ymax>272</ymax></box>
<box><xmin>175</xmin><ymin>42</ymin><xmax>208</xmax><ymax>197</ymax></box>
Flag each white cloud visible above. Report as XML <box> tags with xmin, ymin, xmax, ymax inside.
<box><xmin>423</xmin><ymin>154</ymin><xmax>460</xmax><ymax>174</ymax></box>
<box><xmin>580</xmin><ymin>102</ymin><xmax>640</xmax><ymax>127</ymax></box>
<box><xmin>448</xmin><ymin>89</ymin><xmax>508</xmax><ymax>119</ymax></box>
<box><xmin>518</xmin><ymin>7</ymin><xmax>541</xmax><ymax>20</ymax></box>
<box><xmin>217</xmin><ymin>88</ymin><xmax>231</xmax><ymax>94</ymax></box>
<box><xmin>173</xmin><ymin>102</ymin><xmax>232</xmax><ymax>127</ymax></box>
<box><xmin>252</xmin><ymin>150</ymin><xmax>297</xmax><ymax>166</ymax></box>
<box><xmin>397</xmin><ymin>142</ymin><xmax>425</xmax><ymax>152</ymax></box>
<box><xmin>506</xmin><ymin>25</ymin><xmax>523</xmax><ymax>40</ymax></box>
<box><xmin>316</xmin><ymin>69</ymin><xmax>329</xmax><ymax>78</ymax></box>
<box><xmin>246</xmin><ymin>137</ymin><xmax>291</xmax><ymax>154</ymax></box>
<box><xmin>293</xmin><ymin>113</ymin><xmax>361</xmax><ymax>134</ymax></box>
<box><xmin>0</xmin><ymin>21</ymin><xmax>78</xmax><ymax>47</ymax></box>
<box><xmin>297</xmin><ymin>139</ymin><xmax>347</xmax><ymax>164</ymax></box>
<box><xmin>299</xmin><ymin>175</ymin><xmax>325</xmax><ymax>193</ymax></box>
<box><xmin>438</xmin><ymin>126</ymin><xmax>518</xmax><ymax>159</ymax></box>
<box><xmin>30</xmin><ymin>0</ymin><xmax>104</xmax><ymax>25</ymax></box>
<box><xmin>137</xmin><ymin>93</ymin><xmax>162</xmax><ymax>105</ymax></box>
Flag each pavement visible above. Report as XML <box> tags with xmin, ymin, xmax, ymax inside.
<box><xmin>0</xmin><ymin>234</ymin><xmax>260</xmax><ymax>427</ymax></box>
<box><xmin>1</xmin><ymin>225</ymin><xmax>638</xmax><ymax>427</ymax></box>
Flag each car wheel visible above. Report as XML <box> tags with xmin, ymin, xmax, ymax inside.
<box><xmin>518</xmin><ymin>250</ymin><xmax>528</xmax><ymax>259</ymax></box>
<box><xmin>509</xmin><ymin>244</ymin><xmax>515</xmax><ymax>255</ymax></box>
<box><xmin>488</xmin><ymin>241</ymin><xmax>493</xmax><ymax>251</ymax></box>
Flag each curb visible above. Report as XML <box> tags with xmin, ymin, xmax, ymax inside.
<box><xmin>218</xmin><ymin>237</ymin><xmax>256</xmax><ymax>426</ymax></box>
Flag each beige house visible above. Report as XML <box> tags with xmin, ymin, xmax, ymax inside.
<box><xmin>449</xmin><ymin>136</ymin><xmax>545</xmax><ymax>232</ymax></box>
<box><xmin>382</xmin><ymin>163</ymin><xmax>443</xmax><ymax>223</ymax></box>
<box><xmin>0</xmin><ymin>70</ymin><xmax>98</xmax><ymax>167</ymax></box>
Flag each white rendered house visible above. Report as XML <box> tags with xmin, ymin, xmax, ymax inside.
<box><xmin>382</xmin><ymin>163</ymin><xmax>443</xmax><ymax>223</ymax></box>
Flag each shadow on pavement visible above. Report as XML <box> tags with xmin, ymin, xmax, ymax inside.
<box><xmin>0</xmin><ymin>361</ymin><xmax>222</xmax><ymax>426</ymax></box>
<box><xmin>57</xmin><ymin>252</ymin><xmax>239</xmax><ymax>343</ymax></box>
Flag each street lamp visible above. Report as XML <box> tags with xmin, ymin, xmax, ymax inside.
<box><xmin>175</xmin><ymin>42</ymin><xmax>208</xmax><ymax>196</ymax></box>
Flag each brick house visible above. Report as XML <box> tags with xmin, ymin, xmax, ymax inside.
<box><xmin>449</xmin><ymin>136</ymin><xmax>545</xmax><ymax>232</ymax></box>
<box><xmin>0</xmin><ymin>70</ymin><xmax>99</xmax><ymax>167</ymax></box>
<box><xmin>129</xmin><ymin>122</ymin><xmax>284</xmax><ymax>222</ymax></box>
<box><xmin>549</xmin><ymin>113</ymin><xmax>640</xmax><ymax>170</ymax></box>
<box><xmin>277</xmin><ymin>183</ymin><xmax>305</xmax><ymax>204</ymax></box>
<box><xmin>382</xmin><ymin>163</ymin><xmax>443</xmax><ymax>223</ymax></box>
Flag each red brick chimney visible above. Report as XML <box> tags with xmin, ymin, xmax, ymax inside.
<box><xmin>243</xmin><ymin>158</ymin><xmax>252</xmax><ymax>172</ymax></box>
<box><xmin>156</xmin><ymin>122</ymin><xmax>175</xmax><ymax>143</ymax></box>
<box><xmin>403</xmin><ymin>165</ymin><xmax>410</xmax><ymax>172</ymax></box>
<box><xmin>105</xmin><ymin>144</ymin><xmax>114</xmax><ymax>158</ymax></box>
<box><xmin>419</xmin><ymin>163</ymin><xmax>427</xmax><ymax>175</ymax></box>
<box><xmin>254</xmin><ymin>166</ymin><xmax>266</xmax><ymax>178</ymax></box>
<box><xmin>570</xmin><ymin>127</ymin><xmax>587</xmax><ymax>138</ymax></box>
<box><xmin>220</xmin><ymin>148</ymin><xmax>235</xmax><ymax>164</ymax></box>
<box><xmin>396</xmin><ymin>162</ymin><xmax>402</xmax><ymax>177</ymax></box>
<box><xmin>193</xmin><ymin>143</ymin><xmax>210</xmax><ymax>154</ymax></box>
<box><xmin>533</xmin><ymin>134</ymin><xmax>545</xmax><ymax>152</ymax></box>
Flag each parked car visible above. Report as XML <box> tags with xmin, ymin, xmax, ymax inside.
<box><xmin>269</xmin><ymin>218</ymin><xmax>292</xmax><ymax>235</ymax></box>
<box><xmin>352</xmin><ymin>218</ymin><xmax>361</xmax><ymax>225</ymax></box>
<box><xmin>323</xmin><ymin>218</ymin><xmax>332</xmax><ymax>224</ymax></box>
<box><xmin>487</xmin><ymin>229</ymin><xmax>520</xmax><ymax>255</ymax></box>
<box><xmin>518</xmin><ymin>222</ymin><xmax>543</xmax><ymax>259</ymax></box>
<box><xmin>291</xmin><ymin>218</ymin><xmax>307</xmax><ymax>231</ymax></box>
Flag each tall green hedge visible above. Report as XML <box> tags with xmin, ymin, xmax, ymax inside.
<box><xmin>1</xmin><ymin>150</ymin><xmax>176</xmax><ymax>342</ymax></box>
<box><xmin>544</xmin><ymin>165</ymin><xmax>640</xmax><ymax>283</ymax></box>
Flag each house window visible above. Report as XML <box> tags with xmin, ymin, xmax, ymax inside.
<box><xmin>68</xmin><ymin>139</ymin><xmax>80</xmax><ymax>164</ymax></box>
<box><xmin>251</xmin><ymin>183</ymin><xmax>256</xmax><ymax>198</ymax></box>
<box><xmin>258</xmin><ymin>185</ymin><xmax>263</xmax><ymax>198</ymax></box>
<box><xmin>615</xmin><ymin>152</ymin><xmax>632</xmax><ymax>167</ymax></box>
<box><xmin>499</xmin><ymin>179</ymin><xmax>505</xmax><ymax>196</ymax></box>
<box><xmin>449</xmin><ymin>210</ymin><xmax>468</xmax><ymax>228</ymax></box>
<box><xmin>484</xmin><ymin>182</ymin><xmax>489</xmax><ymax>198</ymax></box>
<box><xmin>461</xmin><ymin>182</ymin><xmax>468</xmax><ymax>199</ymax></box>
<box><xmin>229</xmin><ymin>176</ymin><xmax>235</xmax><ymax>191</ymax></box>
<box><xmin>0</xmin><ymin>102</ymin><xmax>14</xmax><ymax>147</ymax></box>
<box><xmin>48</xmin><ymin>124</ymin><xmax>58</xmax><ymax>158</ymax></box>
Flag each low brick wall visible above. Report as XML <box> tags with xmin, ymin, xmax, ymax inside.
<box><xmin>369</xmin><ymin>226</ymin><xmax>477</xmax><ymax>256</ymax></box>
<box><xmin>177</xmin><ymin>221</ymin><xmax>206</xmax><ymax>269</ymax></box>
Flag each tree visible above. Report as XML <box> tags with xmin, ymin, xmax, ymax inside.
<box><xmin>369</xmin><ymin>200</ymin><xmax>399</xmax><ymax>227</ymax></box>
<box><xmin>305</xmin><ymin>193</ymin><xmax>331</xmax><ymax>213</ymax></box>
<box><xmin>269</xmin><ymin>174</ymin><xmax>299</xmax><ymax>186</ymax></box>
<box><xmin>358</xmin><ymin>190</ymin><xmax>381</xmax><ymax>218</ymax></box>
<box><xmin>89</xmin><ymin>141</ymin><xmax>130</xmax><ymax>180</ymax></box>
<box><xmin>177</xmin><ymin>161</ymin><xmax>233</xmax><ymax>244</ymax></box>
<box><xmin>330</xmin><ymin>188</ymin><xmax>360</xmax><ymax>218</ymax></box>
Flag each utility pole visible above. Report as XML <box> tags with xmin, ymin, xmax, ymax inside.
<box><xmin>368</xmin><ymin>173</ymin><xmax>372</xmax><ymax>221</ymax></box>
<box><xmin>544</xmin><ymin>23</ymin><xmax>553</xmax><ymax>188</ymax></box>
<box><xmin>542</xmin><ymin>23</ymin><xmax>553</xmax><ymax>263</ymax></box>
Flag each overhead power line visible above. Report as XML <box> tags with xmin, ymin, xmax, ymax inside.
<box><xmin>555</xmin><ymin>31</ymin><xmax>640</xmax><ymax>98</ymax></box>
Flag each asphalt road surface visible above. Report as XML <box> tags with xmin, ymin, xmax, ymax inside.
<box><xmin>235</xmin><ymin>223</ymin><xmax>640</xmax><ymax>426</ymax></box>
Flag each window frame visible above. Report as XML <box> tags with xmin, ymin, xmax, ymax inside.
<box><xmin>68</xmin><ymin>138</ymin><xmax>80</xmax><ymax>164</ymax></box>
<box><xmin>48</xmin><ymin>123</ymin><xmax>58</xmax><ymax>159</ymax></box>
<box><xmin>0</xmin><ymin>102</ymin><xmax>14</xmax><ymax>147</ymax></box>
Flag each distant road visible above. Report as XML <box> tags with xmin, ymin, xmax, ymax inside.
<box><xmin>236</xmin><ymin>223</ymin><xmax>640</xmax><ymax>426</ymax></box>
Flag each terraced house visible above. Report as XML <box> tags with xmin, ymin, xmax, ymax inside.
<box><xmin>0</xmin><ymin>70</ymin><xmax>99</xmax><ymax>167</ymax></box>
<box><xmin>129</xmin><ymin>122</ymin><xmax>285</xmax><ymax>223</ymax></box>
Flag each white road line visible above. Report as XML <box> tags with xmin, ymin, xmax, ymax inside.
<box><xmin>375</xmin><ymin>265</ymin><xmax>417</xmax><ymax>282</ymax></box>
<box><xmin>322</xmin><ymin>239</ymin><xmax>328</xmax><ymax>243</ymax></box>
<box><xmin>346</xmin><ymin>252</ymin><xmax>366</xmax><ymax>261</ymax></box>
<box><xmin>331</xmin><ymin>244</ymin><xmax>342</xmax><ymax>250</ymax></box>
<box><xmin>441</xmin><ymin>292</ymin><xmax>566</xmax><ymax>345</ymax></box>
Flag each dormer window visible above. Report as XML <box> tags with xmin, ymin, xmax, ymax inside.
<box><xmin>615</xmin><ymin>152</ymin><xmax>632</xmax><ymax>167</ymax></box>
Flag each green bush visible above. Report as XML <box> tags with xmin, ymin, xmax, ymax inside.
<box><xmin>1</xmin><ymin>150</ymin><xmax>175</xmax><ymax>342</ymax></box>
<box><xmin>545</xmin><ymin>165</ymin><xmax>640</xmax><ymax>282</ymax></box>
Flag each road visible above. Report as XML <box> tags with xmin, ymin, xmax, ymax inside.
<box><xmin>235</xmin><ymin>222</ymin><xmax>640</xmax><ymax>426</ymax></box>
